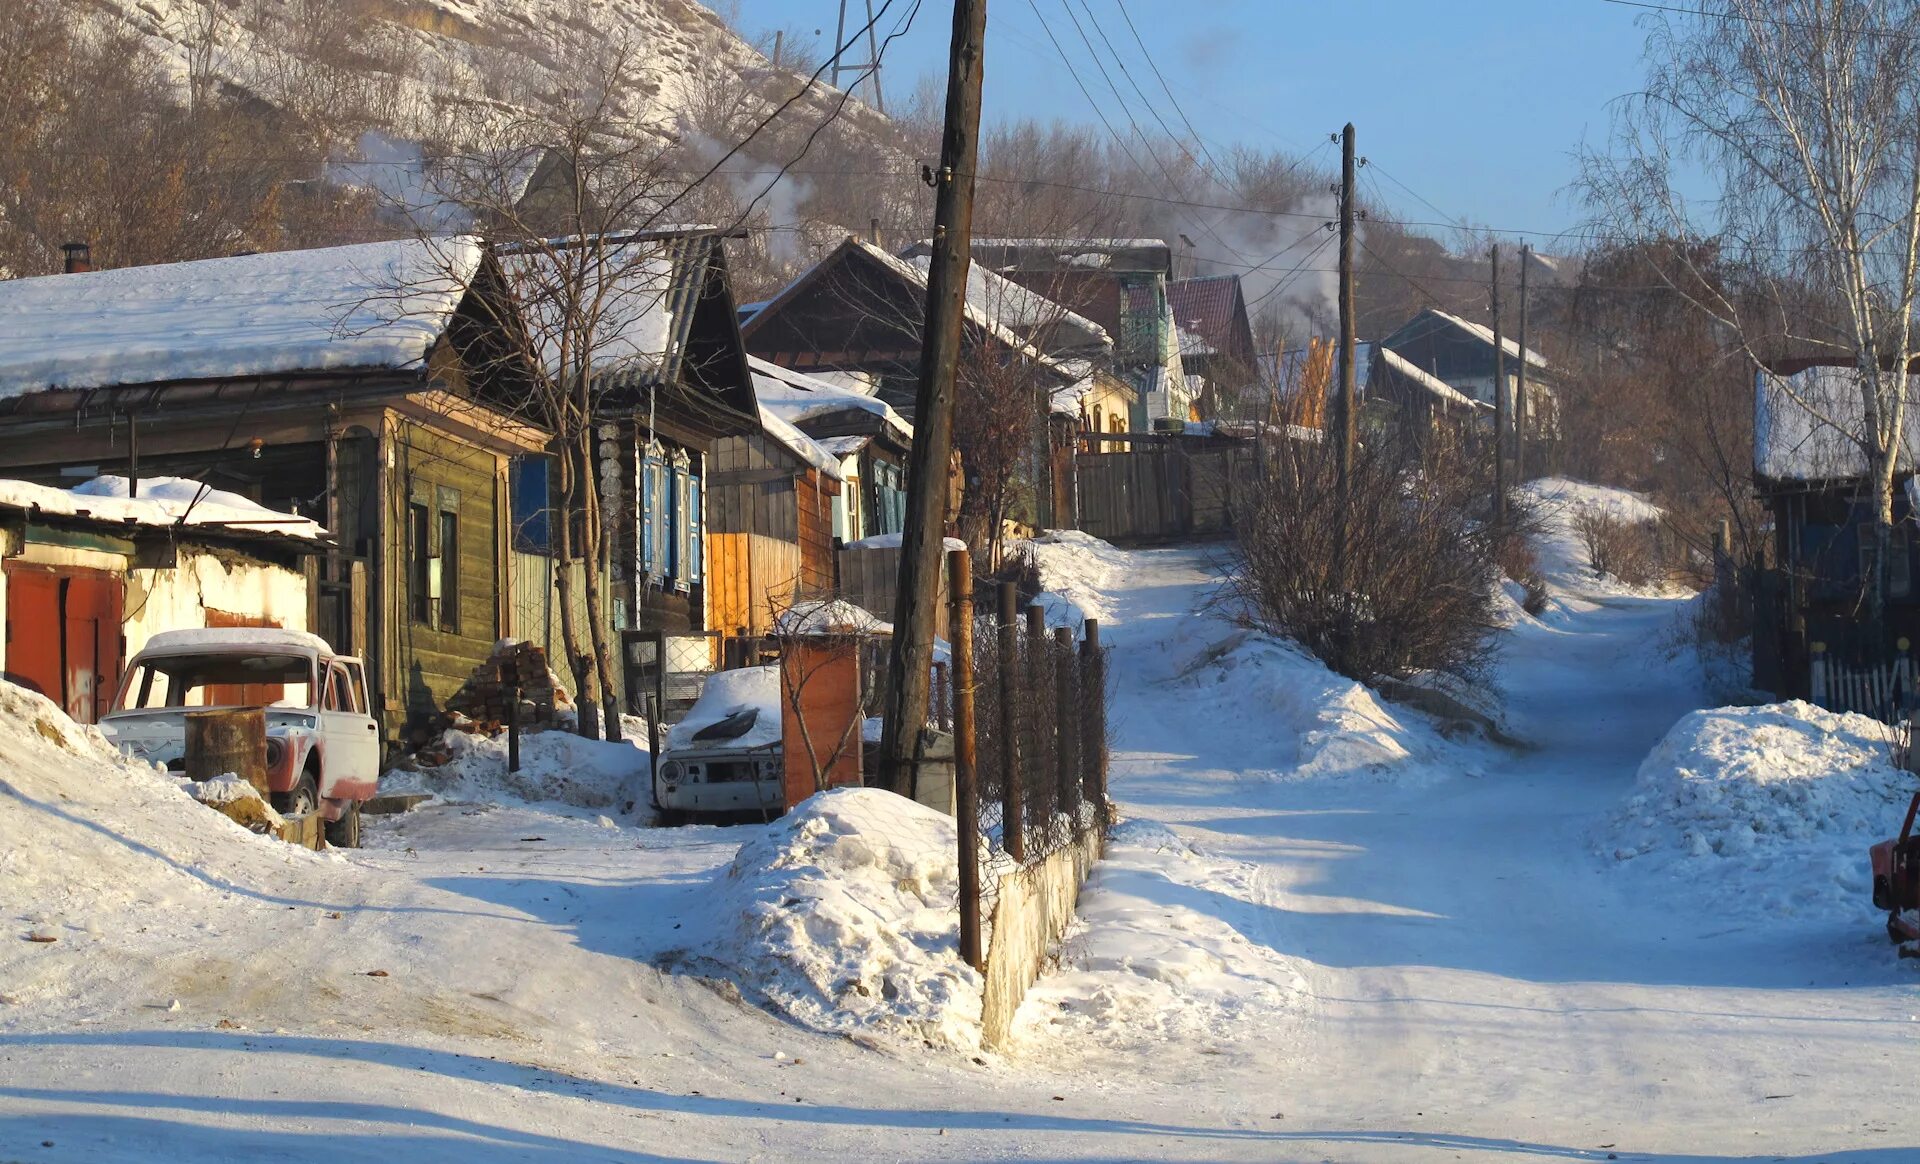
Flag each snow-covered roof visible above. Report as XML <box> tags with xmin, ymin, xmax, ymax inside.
<box><xmin>1378</xmin><ymin>348</ymin><xmax>1485</xmax><ymax>412</ymax></box>
<box><xmin>1425</xmin><ymin>308</ymin><xmax>1550</xmax><ymax>371</ymax></box>
<box><xmin>0</xmin><ymin>239</ymin><xmax>483</xmax><ymax>398</ymax></box>
<box><xmin>895</xmin><ymin>252</ymin><xmax>1109</xmax><ymax>354</ymax></box>
<box><xmin>1756</xmin><ymin>365</ymin><xmax>1920</xmax><ymax>482</ymax></box>
<box><xmin>500</xmin><ymin>239</ymin><xmax>678</xmax><ymax>382</ymax></box>
<box><xmin>748</xmin><ymin>355</ymin><xmax>911</xmax><ymax>443</ymax></box>
<box><xmin>813</xmin><ymin>434</ymin><xmax>872</xmax><ymax>459</ymax></box>
<box><xmin>775</xmin><ymin>597</ymin><xmax>891</xmax><ymax>636</ymax></box>
<box><xmin>0</xmin><ymin>475</ymin><xmax>329</xmax><ymax>543</ymax></box>
<box><xmin>756</xmin><ymin>404</ymin><xmax>846</xmax><ymax>480</ymax></box>
<box><xmin>846</xmin><ymin>241</ymin><xmax>1084</xmax><ymax>375</ymax></box>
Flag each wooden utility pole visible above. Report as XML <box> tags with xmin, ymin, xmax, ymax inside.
<box><xmin>1490</xmin><ymin>244</ymin><xmax>1507</xmax><ymax>526</ymax></box>
<box><xmin>877</xmin><ymin>0</ymin><xmax>988</xmax><ymax>794</ymax></box>
<box><xmin>1516</xmin><ymin>243</ymin><xmax>1530</xmax><ymax>482</ymax></box>
<box><xmin>1336</xmin><ymin>123</ymin><xmax>1358</xmax><ymax>492</ymax></box>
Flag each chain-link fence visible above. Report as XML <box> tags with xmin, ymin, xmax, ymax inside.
<box><xmin>964</xmin><ymin>580</ymin><xmax>1110</xmax><ymax>932</ymax></box>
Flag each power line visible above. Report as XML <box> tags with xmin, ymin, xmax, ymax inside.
<box><xmin>1111</xmin><ymin>0</ymin><xmax>1232</xmax><ymax>185</ymax></box>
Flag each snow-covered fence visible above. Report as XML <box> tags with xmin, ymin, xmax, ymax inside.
<box><xmin>1810</xmin><ymin>647</ymin><xmax>1914</xmax><ymax>723</ymax></box>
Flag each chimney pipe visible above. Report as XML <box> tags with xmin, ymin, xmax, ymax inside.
<box><xmin>61</xmin><ymin>242</ymin><xmax>92</xmax><ymax>274</ymax></box>
<box><xmin>869</xmin><ymin>218</ymin><xmax>881</xmax><ymax>247</ymax></box>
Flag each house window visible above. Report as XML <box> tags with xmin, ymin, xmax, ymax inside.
<box><xmin>409</xmin><ymin>502</ymin><xmax>432</xmax><ymax>624</ymax></box>
<box><xmin>509</xmin><ymin>456</ymin><xmax>552</xmax><ymax>553</ymax></box>
<box><xmin>639</xmin><ymin>442</ymin><xmax>703</xmax><ymax>591</ymax></box>
<box><xmin>439</xmin><ymin>509</ymin><xmax>460</xmax><ymax>633</ymax></box>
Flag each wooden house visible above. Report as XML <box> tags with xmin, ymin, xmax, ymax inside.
<box><xmin>1169</xmin><ymin>274</ymin><xmax>1259</xmax><ymax>421</ymax></box>
<box><xmin>742</xmin><ymin>236</ymin><xmax>1109</xmax><ymax>535</ymax></box>
<box><xmin>1376</xmin><ymin>307</ymin><xmax>1560</xmax><ymax>461</ymax></box>
<box><xmin>0</xmin><ymin>238</ymin><xmax>547</xmax><ymax>744</ymax></box>
<box><xmin>502</xmin><ymin>229</ymin><xmax>764</xmax><ymax>667</ymax></box>
<box><xmin>1751</xmin><ymin>358</ymin><xmax>1920</xmax><ymax>697</ymax></box>
<box><xmin>706</xmin><ymin>405</ymin><xmax>843</xmax><ymax>640</ymax></box>
<box><xmin>747</xmin><ymin>355</ymin><xmax>913</xmax><ymax>542</ymax></box>
<box><xmin>0</xmin><ymin>476</ymin><xmax>327</xmax><ymax>723</ymax></box>
<box><xmin>899</xmin><ymin>237</ymin><xmax>1188</xmax><ymax>426</ymax></box>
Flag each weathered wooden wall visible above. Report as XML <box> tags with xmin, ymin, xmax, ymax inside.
<box><xmin>838</xmin><ymin>544</ymin><xmax>949</xmax><ymax>639</ymax></box>
<box><xmin>1074</xmin><ymin>445</ymin><xmax>1250</xmax><ymax>544</ymax></box>
<box><xmin>707</xmin><ymin>433</ymin><xmax>840</xmax><ymax>638</ymax></box>
<box><xmin>385</xmin><ymin>418</ymin><xmax>507</xmax><ymax>729</ymax></box>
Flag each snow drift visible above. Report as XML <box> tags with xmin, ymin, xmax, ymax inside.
<box><xmin>381</xmin><ymin>727</ymin><xmax>651</xmax><ymax>813</ymax></box>
<box><xmin>685</xmin><ymin>788</ymin><xmax>983</xmax><ymax>1049</ymax></box>
<box><xmin>1609</xmin><ymin>700</ymin><xmax>1916</xmax><ymax>923</ymax></box>
<box><xmin>0</xmin><ymin>682</ymin><xmax>320</xmax><ymax>919</ymax></box>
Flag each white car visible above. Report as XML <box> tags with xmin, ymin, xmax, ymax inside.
<box><xmin>654</xmin><ymin>665</ymin><xmax>783</xmax><ymax>824</ymax></box>
<box><xmin>101</xmin><ymin>628</ymin><xmax>381</xmax><ymax>847</ymax></box>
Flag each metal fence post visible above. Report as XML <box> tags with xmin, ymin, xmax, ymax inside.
<box><xmin>997</xmin><ymin>581</ymin><xmax>1024</xmax><ymax>862</ymax></box>
<box><xmin>948</xmin><ymin>549</ymin><xmax>982</xmax><ymax>970</ymax></box>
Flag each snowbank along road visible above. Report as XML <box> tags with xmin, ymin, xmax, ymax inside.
<box><xmin>3</xmin><ymin>486</ymin><xmax>1918</xmax><ymax>1161</ymax></box>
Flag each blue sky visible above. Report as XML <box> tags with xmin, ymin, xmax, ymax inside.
<box><xmin>725</xmin><ymin>0</ymin><xmax>1658</xmax><ymax>246</ymax></box>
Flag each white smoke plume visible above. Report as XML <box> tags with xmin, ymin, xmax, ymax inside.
<box><xmin>1152</xmin><ymin>187</ymin><xmax>1356</xmax><ymax>342</ymax></box>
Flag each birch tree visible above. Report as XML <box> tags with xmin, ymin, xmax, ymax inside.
<box><xmin>1585</xmin><ymin>0</ymin><xmax>1920</xmax><ymax>633</ymax></box>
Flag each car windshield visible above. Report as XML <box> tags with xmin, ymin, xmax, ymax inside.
<box><xmin>117</xmin><ymin>653</ymin><xmax>315</xmax><ymax>712</ymax></box>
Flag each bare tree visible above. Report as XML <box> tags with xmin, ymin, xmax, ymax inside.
<box><xmin>1584</xmin><ymin>0</ymin><xmax>1920</xmax><ymax>635</ymax></box>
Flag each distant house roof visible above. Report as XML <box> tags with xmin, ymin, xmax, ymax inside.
<box><xmin>1167</xmin><ymin>275</ymin><xmax>1256</xmax><ymax>365</ymax></box>
<box><xmin>900</xmin><ymin>238</ymin><xmax>1173</xmax><ymax>276</ymax></box>
<box><xmin>743</xmin><ymin>237</ymin><xmax>1093</xmax><ymax>380</ymax></box>
<box><xmin>0</xmin><ymin>238</ymin><xmax>484</xmax><ymax>399</ymax></box>
<box><xmin>1755</xmin><ymin>363</ymin><xmax>1920</xmax><ymax>483</ymax></box>
<box><xmin>1388</xmin><ymin>307</ymin><xmax>1550</xmax><ymax>372</ymax></box>
<box><xmin>1376</xmin><ymin>348</ymin><xmax>1485</xmax><ymax>411</ymax></box>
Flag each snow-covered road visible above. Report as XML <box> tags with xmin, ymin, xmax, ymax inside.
<box><xmin>1053</xmin><ymin>542</ymin><xmax>1920</xmax><ymax>1162</ymax></box>
<box><xmin>6</xmin><ymin>530</ymin><xmax>1919</xmax><ymax>1162</ymax></box>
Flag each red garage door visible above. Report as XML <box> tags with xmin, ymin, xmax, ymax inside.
<box><xmin>3</xmin><ymin>563</ymin><xmax>123</xmax><ymax>724</ymax></box>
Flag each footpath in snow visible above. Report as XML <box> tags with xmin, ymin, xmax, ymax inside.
<box><xmin>3</xmin><ymin>480</ymin><xmax>1919</xmax><ymax>1161</ymax></box>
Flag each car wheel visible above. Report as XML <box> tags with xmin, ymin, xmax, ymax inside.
<box><xmin>324</xmin><ymin>800</ymin><xmax>362</xmax><ymax>849</ymax></box>
<box><xmin>272</xmin><ymin>768</ymin><xmax>319</xmax><ymax>818</ymax></box>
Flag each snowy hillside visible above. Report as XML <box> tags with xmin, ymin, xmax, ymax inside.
<box><xmin>95</xmin><ymin>0</ymin><xmax>892</xmax><ymax>145</ymax></box>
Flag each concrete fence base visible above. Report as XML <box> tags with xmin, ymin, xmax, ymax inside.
<box><xmin>979</xmin><ymin>827</ymin><xmax>1104</xmax><ymax>1048</ymax></box>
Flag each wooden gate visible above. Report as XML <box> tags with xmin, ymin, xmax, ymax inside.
<box><xmin>1074</xmin><ymin>444</ymin><xmax>1251</xmax><ymax>543</ymax></box>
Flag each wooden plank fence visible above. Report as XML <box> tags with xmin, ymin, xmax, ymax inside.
<box><xmin>1810</xmin><ymin>649</ymin><xmax>1915</xmax><ymax>722</ymax></box>
<box><xmin>1074</xmin><ymin>444</ymin><xmax>1252</xmax><ymax>544</ymax></box>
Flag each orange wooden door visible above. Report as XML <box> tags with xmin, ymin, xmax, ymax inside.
<box><xmin>61</xmin><ymin>569</ymin><xmax>123</xmax><ymax>724</ymax></box>
<box><xmin>3</xmin><ymin>565</ymin><xmax>62</xmax><ymax>705</ymax></box>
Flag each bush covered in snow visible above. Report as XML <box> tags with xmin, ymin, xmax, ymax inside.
<box><xmin>1608</xmin><ymin>701</ymin><xmax>1916</xmax><ymax>922</ymax></box>
<box><xmin>684</xmin><ymin>788</ymin><xmax>983</xmax><ymax>1049</ymax></box>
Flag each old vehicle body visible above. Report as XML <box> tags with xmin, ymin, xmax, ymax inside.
<box><xmin>100</xmin><ymin>628</ymin><xmax>380</xmax><ymax>846</ymax></box>
<box><xmin>653</xmin><ymin>665</ymin><xmax>783</xmax><ymax>823</ymax></box>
